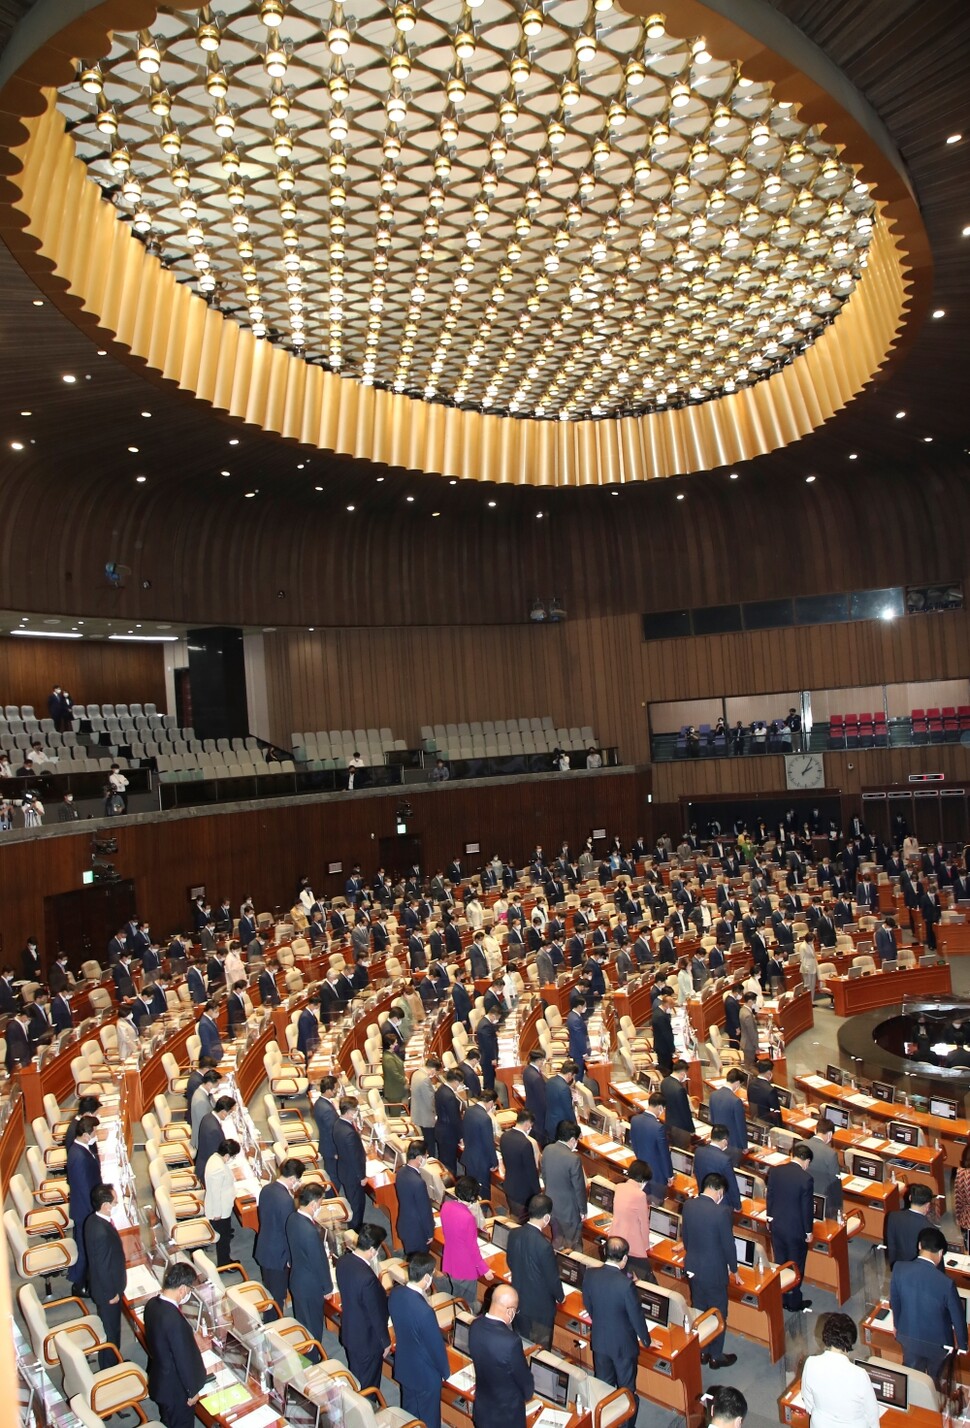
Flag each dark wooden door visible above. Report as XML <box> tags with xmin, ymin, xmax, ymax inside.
<box><xmin>43</xmin><ymin>878</ymin><xmax>137</xmax><ymax>973</ymax></box>
<box><xmin>378</xmin><ymin>835</ymin><xmax>423</xmax><ymax>881</ymax></box>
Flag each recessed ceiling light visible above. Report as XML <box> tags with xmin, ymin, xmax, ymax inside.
<box><xmin>449</xmin><ymin>479</ymin><xmax>457</xmax><ymax>486</ymax></box>
<box><xmin>297</xmin><ymin>463</ymin><xmax>305</xmax><ymax>469</ymax></box>
<box><xmin>62</xmin><ymin>374</ymin><xmax>76</xmax><ymax>384</ymax></box>
<box><xmin>805</xmin><ymin>474</ymin><xmax>816</xmax><ymax>483</ymax></box>
<box><xmin>946</xmin><ymin>133</ymin><xmax>962</xmax><ymax>145</ymax></box>
<box><xmin>895</xmin><ymin>410</ymin><xmax>906</xmax><ymax>419</ymax></box>
<box><xmin>611</xmin><ymin>490</ymin><xmax>619</xmax><ymax>496</ymax></box>
<box><xmin>32</xmin><ymin>299</ymin><xmax>43</xmax><ymax>306</ymax></box>
<box><xmin>728</xmin><ymin>472</ymin><xmax>739</xmax><ymax>480</ymax></box>
<box><xmin>932</xmin><ymin>309</ymin><xmax>946</xmax><ymax>318</ymax></box>
<box><xmin>128</xmin><ymin>445</ymin><xmax>139</xmax><ymax>453</ymax></box>
<box><xmin>848</xmin><ymin>453</ymin><xmax>858</xmax><ymax>460</ymax></box>
<box><xmin>229</xmin><ymin>438</ymin><xmax>239</xmax><ymax>445</ymax></box>
<box><xmin>406</xmin><ymin>495</ymin><xmax>415</xmax><ymax>503</ymax></box>
<box><xmin>923</xmin><ymin>436</ymin><xmax>934</xmax><ymax>442</ymax></box>
<box><xmin>308</xmin><ymin>627</ymin><xmax>315</xmax><ymax>632</ymax></box>
<box><xmin>487</xmin><ymin>500</ymin><xmax>496</xmax><ymax>508</ymax></box>
<box><xmin>675</xmin><ymin>492</ymin><xmax>685</xmax><ymax>501</ymax></box>
<box><xmin>221</xmin><ymin>470</ymin><xmax>230</xmax><ymax>476</ymax></box>
<box><xmin>314</xmin><ymin>485</ymin><xmax>323</xmax><ymax>491</ymax></box>
<box><xmin>20</xmin><ymin>410</ymin><xmax>31</xmax><ymax>417</ymax></box>
<box><xmin>135</xmin><ymin>475</ymin><xmax>147</xmax><ymax>483</ymax></box>
<box><xmin>97</xmin><ymin>350</ymin><xmax>107</xmax><ymax>356</ymax></box>
<box><xmin>536</xmin><ymin>512</ymin><xmax>544</xmax><ymax>519</ymax></box>
<box><xmin>141</xmin><ymin>410</ymin><xmax>151</xmax><ymax>417</ymax></box>
<box><xmin>963</xmin><ymin>226</ymin><xmax>970</xmax><ymax>237</ymax></box>
<box><xmin>377</xmin><ymin>477</ymin><xmax>385</xmax><ymax>483</ymax></box>
<box><xmin>432</xmin><ymin>511</ymin><xmax>440</xmax><ymax>517</ymax></box>
<box><xmin>346</xmin><ymin>504</ymin><xmax>355</xmax><ymax>512</ymax></box>
<box><xmin>244</xmin><ymin>491</ymin><xmax>256</xmax><ymax>498</ymax></box>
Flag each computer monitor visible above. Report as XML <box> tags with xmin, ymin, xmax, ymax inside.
<box><xmin>881</xmin><ymin>954</ymin><xmax>898</xmax><ymax>970</ymax></box>
<box><xmin>813</xmin><ymin>1193</ymin><xmax>827</xmax><ymax>1223</ymax></box>
<box><xmin>530</xmin><ymin>1356</ymin><xmax>571</xmax><ymax>1409</ymax></box>
<box><xmin>735</xmin><ymin>1169</ymin><xmax>756</xmax><ymax>1201</ymax></box>
<box><xmin>775</xmin><ymin>1087</ymin><xmax>793</xmax><ymax>1110</ymax></box>
<box><xmin>848</xmin><ymin>966</ymin><xmax>862</xmax><ymax>980</ymax></box>
<box><xmin>695</xmin><ymin>1101</ymin><xmax>711</xmax><ymax>1124</ymax></box>
<box><xmin>490</xmin><ymin>1219</ymin><xmax>511</xmax><ymax>1252</ymax></box>
<box><xmin>930</xmin><ymin>1095</ymin><xmax>958</xmax><ymax>1121</ymax></box>
<box><xmin>588</xmin><ymin>1180</ymin><xmax>615</xmax><ymax>1213</ymax></box>
<box><xmin>746</xmin><ymin>1120</ymin><xmax>770</xmax><ymax>1146</ymax></box>
<box><xmin>380</xmin><ymin>1143</ymin><xmax>402</xmax><ymax>1171</ymax></box>
<box><xmin>887</xmin><ymin>1120</ymin><xmax>918</xmax><ymax>1147</ymax></box>
<box><xmin>826</xmin><ymin>1064</ymin><xmax>845</xmax><ymax>1086</ymax></box>
<box><xmin>635</xmin><ymin>1284</ymin><xmax>671</xmax><ymax>1326</ymax></box>
<box><xmin>649</xmin><ymin>1207</ymin><xmax>681</xmax><ymax>1242</ymax></box>
<box><xmin>855</xmin><ymin>1362</ymin><xmax>908</xmax><ymax>1411</ymax></box>
<box><xmin>919</xmin><ymin>953</ymin><xmax>937</xmax><ymax>968</ymax></box>
<box><xmin>587</xmin><ymin>1108</ymin><xmax>610</xmax><ymax>1136</ymax></box>
<box><xmin>670</xmin><ymin>1148</ymin><xmax>694</xmax><ymax>1177</ymax></box>
<box><xmin>959</xmin><ymin>1289</ymin><xmax>970</xmax><ymax>1325</ymax></box>
<box><xmin>734</xmin><ymin>1235</ymin><xmax>757</xmax><ymax>1268</ymax></box>
<box><xmin>823</xmin><ymin>1102</ymin><xmax>850</xmax><ymax>1130</ymax></box>
<box><xmin>871</xmin><ymin>1080</ymin><xmax>895</xmax><ymax>1103</ymax></box>
<box><xmin>853</xmin><ymin>1156</ymin><xmax>884</xmax><ymax>1182</ymax></box>
<box><xmin>556</xmin><ymin>1251</ymin><xmax>587</xmax><ymax>1289</ymax></box>
<box><xmin>452</xmin><ymin>1315</ymin><xmax>473</xmax><ymax>1356</ymax></box>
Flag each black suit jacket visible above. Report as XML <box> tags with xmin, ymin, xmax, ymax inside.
<box><xmin>660</xmin><ymin>1074</ymin><xmax>694</xmax><ymax>1135</ymax></box>
<box><xmin>195</xmin><ymin>1111</ymin><xmax>226</xmax><ymax>1176</ymax></box>
<box><xmin>434</xmin><ymin>1084</ymin><xmax>463</xmax><ymax>1155</ymax></box>
<box><xmin>506</xmin><ymin>1221</ymin><xmax>563</xmax><ymax>1328</ymax></box>
<box><xmin>85</xmin><ymin>1211</ymin><xmax>127</xmax><ymax>1306</ymax></box>
<box><xmin>581</xmin><ymin>1264</ymin><xmax>650</xmax><ymax>1359</ymax></box>
<box><xmin>885</xmin><ymin>1206</ymin><xmax>932</xmax><ymax>1268</ymax></box>
<box><xmin>144</xmin><ymin>1294</ymin><xmax>206</xmax><ymax>1408</ymax></box>
<box><xmin>258</xmin><ymin>968</ymin><xmax>280</xmax><ymax>1006</ymax></box>
<box><xmin>333</xmin><ymin>1117</ymin><xmax>366</xmax><ymax>1195</ymax></box>
<box><xmin>652</xmin><ymin>1009</ymin><xmax>676</xmax><ymax>1071</ymax></box>
<box><xmin>766</xmin><ymin>1160</ymin><xmax>813</xmax><ymax>1246</ymax></box>
<box><xmin>335</xmin><ymin>1248</ymin><xmax>390</xmax><ymax>1360</ymax></box>
<box><xmin>747</xmin><ymin>1075</ymin><xmax>782</xmax><ymax>1125</ymax></box>
<box><xmin>683</xmin><ymin>1192</ymin><xmax>737</xmax><ymax>1288</ymax></box>
<box><xmin>499</xmin><ymin>1127</ymin><xmax>540</xmax><ymax>1207</ymax></box>
<box><xmin>468</xmin><ymin>1313</ymin><xmax>534</xmax><ymax>1428</ymax></box>
<box><xmin>522</xmin><ymin>1064</ymin><xmax>547</xmax><ymax>1137</ymax></box>
<box><xmin>395</xmin><ymin>1163</ymin><xmax>435</xmax><ymax>1253</ymax></box>
<box><xmin>255</xmin><ymin>1179</ymin><xmax>295</xmax><ymax>1272</ymax></box>
<box><xmin>5</xmin><ymin>1019</ymin><xmax>32</xmax><ymax>1072</ymax></box>
<box><xmin>112</xmin><ymin>963</ymin><xmax>135</xmax><ymax>1000</ymax></box>
<box><xmin>286</xmin><ymin>1208</ymin><xmax>334</xmax><ymax>1297</ymax></box>
<box><xmin>51</xmin><ymin>994</ymin><xmax>73</xmax><ymax>1032</ymax></box>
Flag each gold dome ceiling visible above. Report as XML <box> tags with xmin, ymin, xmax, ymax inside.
<box><xmin>58</xmin><ymin>1</ymin><xmax>877</xmax><ymax>421</ymax></box>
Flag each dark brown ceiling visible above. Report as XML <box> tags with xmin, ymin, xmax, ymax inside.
<box><xmin>0</xmin><ymin>0</ymin><xmax>967</xmax><ymax>530</ymax></box>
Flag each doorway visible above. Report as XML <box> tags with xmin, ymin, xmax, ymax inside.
<box><xmin>378</xmin><ymin>835</ymin><xmax>423</xmax><ymax>881</ymax></box>
<box><xmin>44</xmin><ymin>879</ymin><xmax>137</xmax><ymax>974</ymax></box>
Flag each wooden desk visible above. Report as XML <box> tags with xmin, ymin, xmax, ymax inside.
<box><xmin>795</xmin><ymin>1075</ymin><xmax>970</xmax><ymax>1172</ymax></box>
<box><xmin>612</xmin><ymin>980</ymin><xmax>653</xmax><ymax>1030</ymax></box>
<box><xmin>778</xmin><ymin>1377</ymin><xmax>941</xmax><ymax>1428</ymax></box>
<box><xmin>649</xmin><ymin>1234</ymin><xmax>788</xmax><ymax>1362</ymax></box>
<box><xmin>734</xmin><ymin>1199</ymin><xmax>852</xmax><ymax>1304</ymax></box>
<box><xmin>830</xmin><ymin>962</ymin><xmax>952</xmax><ymax>1015</ymax></box>
<box><xmin>441</xmin><ymin>1344</ymin><xmax>593</xmax><ymax>1428</ymax></box>
<box><xmin>939</xmin><ymin>922</ymin><xmax>970</xmax><ymax>956</ymax></box>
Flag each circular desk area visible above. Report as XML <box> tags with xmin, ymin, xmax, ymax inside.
<box><xmin>837</xmin><ymin>997</ymin><xmax>970</xmax><ymax>1108</ymax></box>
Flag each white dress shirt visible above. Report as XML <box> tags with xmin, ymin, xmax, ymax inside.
<box><xmin>801</xmin><ymin>1349</ymin><xmax>880</xmax><ymax>1428</ymax></box>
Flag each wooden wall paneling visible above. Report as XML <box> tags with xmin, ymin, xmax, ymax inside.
<box><xmin>0</xmin><ymin>771</ymin><xmax>647</xmax><ymax>959</ymax></box>
<box><xmin>809</xmin><ymin>684</ymin><xmax>886</xmax><ymax>720</ymax></box>
<box><xmin>885</xmin><ymin>677</ymin><xmax>970</xmax><ymax>718</ymax></box>
<box><xmin>0</xmin><ymin>636</ymin><xmax>167</xmax><ymax>714</ymax></box>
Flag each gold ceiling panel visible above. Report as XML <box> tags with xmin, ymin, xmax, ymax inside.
<box><xmin>0</xmin><ymin>0</ymin><xmax>925</xmax><ymax>484</ymax></box>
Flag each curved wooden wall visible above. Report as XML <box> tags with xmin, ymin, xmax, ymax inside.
<box><xmin>0</xmin><ymin>636</ymin><xmax>165</xmax><ymax>712</ymax></box>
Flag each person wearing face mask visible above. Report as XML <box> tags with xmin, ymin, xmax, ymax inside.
<box><xmin>388</xmin><ymin>1253</ymin><xmax>450</xmax><ymax>1428</ymax></box>
<box><xmin>682</xmin><ymin>1172</ymin><xmax>740</xmax><ymax>1370</ymax></box>
<box><xmin>286</xmin><ymin>1183</ymin><xmax>335</xmax><ymax>1349</ymax></box>
<box><xmin>468</xmin><ymin>1283</ymin><xmax>535</xmax><ymax>1428</ymax></box>
<box><xmin>335</xmin><ymin>1223</ymin><xmax>391</xmax><ymax>1389</ymax></box>
<box><xmin>144</xmin><ymin>1261</ymin><xmax>208</xmax><ymax>1428</ymax></box>
<box><xmin>58</xmin><ymin>792</ymin><xmax>80</xmax><ymax>822</ymax></box>
<box><xmin>334</xmin><ymin>1095</ymin><xmax>368</xmax><ymax>1232</ymax></box>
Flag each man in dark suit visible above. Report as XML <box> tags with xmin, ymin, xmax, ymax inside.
<box><xmin>544</xmin><ymin>1061</ymin><xmax>577</xmax><ymax>1145</ymax></box>
<box><xmin>885</xmin><ymin>1183</ymin><xmax>934</xmax><ymax>1267</ymax></box>
<box><xmin>748</xmin><ymin>930</ymin><xmax>769</xmax><ymax>987</ymax></box>
<box><xmin>582</xmin><ymin>1236</ymin><xmax>651</xmax><ymax>1413</ymax></box>
<box><xmin>461</xmin><ymin>1088</ymin><xmax>499</xmax><ymax>1200</ymax></box>
<box><xmin>286</xmin><ymin>1184</ymin><xmax>334</xmax><ymax>1346</ymax></box>
<box><xmin>334</xmin><ymin>1097</ymin><xmax>368</xmax><ymax>1232</ymax></box>
<box><xmin>141</xmin><ymin>942</ymin><xmax>163</xmax><ymax>978</ymax></box>
<box><xmin>875</xmin><ymin>917</ymin><xmax>899</xmax><ymax>960</ymax></box>
<box><xmin>476</xmin><ymin>1006</ymin><xmax>501</xmax><ymax>1091</ymax></box>
<box><xmin>451</xmin><ymin>972</ymin><xmax>473</xmax><ymax>1029</ymax></box>
<box><xmin>112</xmin><ymin>953</ymin><xmax>136</xmax><ymax>1002</ymax></box>
<box><xmin>682</xmin><ymin>1172</ymin><xmax>738</xmax><ymax>1369</ymax></box>
<box><xmin>723</xmin><ymin>988</ymin><xmax>742</xmax><ymax>1047</ymax></box>
<box><xmin>457</xmin><ymin>1049</ymin><xmax>483</xmax><ymax>1100</ymax></box>
<box><xmin>51</xmin><ymin>989</ymin><xmax>74</xmax><ymax>1033</ymax></box>
<box><xmin>890</xmin><ymin>1225</ymin><xmax>967</xmax><ymax>1379</ymax></box>
<box><xmin>21</xmin><ymin>938</ymin><xmax>42</xmax><ymax>982</ymax></box>
<box><xmin>747</xmin><ymin>1060</ymin><xmax>782</xmax><ymax>1125</ymax></box>
<box><xmin>238</xmin><ymin>908</ymin><xmax>257</xmax><ymax>950</ymax></box>
<box><xmin>85</xmin><ymin>1184</ymin><xmax>127</xmax><ymax>1366</ymax></box>
<box><xmin>522</xmin><ymin>1049</ymin><xmax>548</xmax><ymax>1146</ymax></box>
<box><xmin>696</xmin><ymin>1126</ymin><xmax>741</xmax><ymax>1211</ymax></box>
<box><xmin>186</xmin><ymin>960</ymin><xmax>207</xmax><ymax>1004</ymax></box>
<box><xmin>131</xmin><ymin>989</ymin><xmax>156</xmax><ymax>1030</ymax></box>
<box><xmin>26</xmin><ymin>990</ymin><xmax>55</xmax><ymax>1048</ymax></box>
<box><xmin>226</xmin><ymin>980</ymin><xmax>248</xmax><ymax>1036</ymax></box>
<box><xmin>469</xmin><ymin>1283</ymin><xmax>535</xmax><ymax>1428</ymax></box>
<box><xmin>254</xmin><ymin>1158</ymin><xmax>304</xmax><ymax>1313</ymax></box>
<box><xmin>195</xmin><ymin>1096</ymin><xmax>235</xmax><ymax>1179</ymax></box>
<box><xmin>67</xmin><ymin>1116</ymin><xmax>101</xmax><ymax>1293</ymax></box>
<box><xmin>506</xmin><ymin>1193</ymin><xmax>563</xmax><ymax>1348</ymax></box>
<box><xmin>388</xmin><ymin>1254</ymin><xmax>450</xmax><ymax>1428</ymax></box>
<box><xmin>335</xmin><ymin>1223</ymin><xmax>391</xmax><ymax>1389</ymax></box>
<box><xmin>434</xmin><ymin>1069</ymin><xmax>465</xmax><ymax>1174</ymax></box>
<box><xmin>395</xmin><ymin>1142</ymin><xmax>435</xmax><ymax>1254</ymax></box>
<box><xmin>296</xmin><ymin>1003</ymin><xmax>320</xmax><ymax>1063</ymax></box>
<box><xmin>144</xmin><ymin>1261</ymin><xmax>208</xmax><ymax>1428</ymax></box>
<box><xmin>500</xmin><ymin>1110</ymin><xmax>540</xmax><ymax>1221</ymax></box>
<box><xmin>106</xmin><ymin>931</ymin><xmax>126</xmax><ymax>967</ymax></box>
<box><xmin>197</xmin><ymin>1002</ymin><xmax>224</xmax><ymax>1061</ymax></box>
<box><xmin>312</xmin><ymin>1076</ymin><xmax>341</xmax><ymax>1185</ymax></box>
<box><xmin>652</xmin><ymin>992</ymin><xmax>677</xmax><ymax>1075</ymax></box>
<box><xmin>660</xmin><ymin>1062</ymin><xmax>695</xmax><ymax>1150</ymax></box>
<box><xmin>629</xmin><ymin>1094</ymin><xmax>673</xmax><ymax>1201</ymax></box>
<box><xmin>710</xmin><ymin>1071</ymin><xmax>748</xmax><ymax>1164</ymax></box>
<box><xmin>257</xmin><ymin>964</ymin><xmax>280</xmax><ymax>1007</ymax></box>
<box><xmin>567</xmin><ymin>999</ymin><xmax>591</xmax><ymax>1077</ymax></box>
<box><xmin>766</xmin><ymin>1143</ymin><xmax>814</xmax><ymax>1310</ymax></box>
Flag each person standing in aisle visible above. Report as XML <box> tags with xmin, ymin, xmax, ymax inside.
<box><xmin>254</xmin><ymin>1157</ymin><xmax>305</xmax><ymax>1314</ymax></box>
<box><xmin>581</xmin><ymin>1235</ymin><xmax>651</xmax><ymax>1415</ymax></box>
<box><xmin>286</xmin><ymin>1183</ymin><xmax>334</xmax><ymax>1348</ymax></box>
<box><xmin>84</xmin><ymin>1184</ymin><xmax>126</xmax><ymax>1368</ymax></box>
<box><xmin>143</xmin><ymin>1262</ymin><xmax>208</xmax><ymax>1428</ymax></box>
<box><xmin>468</xmin><ymin>1283</ymin><xmax>535</xmax><ymax>1428</ymax></box>
<box><xmin>334</xmin><ymin>1096</ymin><xmax>368</xmax><ymax>1233</ymax></box>
<box><xmin>334</xmin><ymin>1223</ymin><xmax>391</xmax><ymax>1390</ymax></box>
<box><xmin>388</xmin><ymin>1254</ymin><xmax>450</xmax><ymax>1428</ymax></box>
<box><xmin>682</xmin><ymin>1173</ymin><xmax>739</xmax><ymax>1370</ymax></box>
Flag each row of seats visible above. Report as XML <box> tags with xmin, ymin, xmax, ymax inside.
<box><xmin>912</xmin><ymin>706</ymin><xmax>970</xmax><ymax>742</ymax></box>
<box><xmin>293</xmin><ymin>728</ymin><xmax>407</xmax><ymax>766</ymax></box>
<box><xmin>828</xmin><ymin>712</ymin><xmax>889</xmax><ymax>748</ymax></box>
<box><xmin>423</xmin><ymin>718</ymin><xmax>597</xmax><ymax>760</ymax></box>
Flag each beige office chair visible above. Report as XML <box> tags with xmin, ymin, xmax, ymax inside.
<box><xmin>154</xmin><ymin>1186</ymin><xmax>217</xmax><ymax>1250</ymax></box>
<box><xmin>162</xmin><ymin>1050</ymin><xmax>190</xmax><ymax>1096</ymax></box>
<box><xmin>25</xmin><ymin>1145</ymin><xmax>68</xmax><ymax>1203</ymax></box>
<box><xmin>43</xmin><ymin>1093</ymin><xmax>71</xmax><ymax>1142</ymax></box>
<box><xmin>70</xmin><ymin>1398</ymin><xmax>164</xmax><ymax>1428</ymax></box>
<box><xmin>19</xmin><ymin>1283</ymin><xmax>106</xmax><ymax>1367</ymax></box>
<box><xmin>148</xmin><ymin>1158</ymin><xmax>204</xmax><ymax>1218</ymax></box>
<box><xmin>8</xmin><ymin>1173</ymin><xmax>69</xmax><ymax>1237</ymax></box>
<box><xmin>81</xmin><ymin>960</ymin><xmax>104</xmax><ymax>983</ymax></box>
<box><xmin>5</xmin><ymin>1209</ymin><xmax>77</xmax><ymax>1296</ymax></box>
<box><xmin>32</xmin><ymin>1117</ymin><xmax>68</xmax><ymax>1171</ymax></box>
<box><xmin>55</xmin><ymin>1331</ymin><xmax>148</xmax><ymax>1420</ymax></box>
<box><xmin>88</xmin><ymin>988</ymin><xmax>113</xmax><ymax>1014</ymax></box>
<box><xmin>152</xmin><ymin>1094</ymin><xmax>193</xmax><ymax>1141</ymax></box>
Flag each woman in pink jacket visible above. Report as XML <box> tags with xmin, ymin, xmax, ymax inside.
<box><xmin>609</xmin><ymin>1160</ymin><xmax>656</xmax><ymax>1282</ymax></box>
<box><xmin>440</xmin><ymin>1175</ymin><xmax>494</xmax><ymax>1309</ymax></box>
